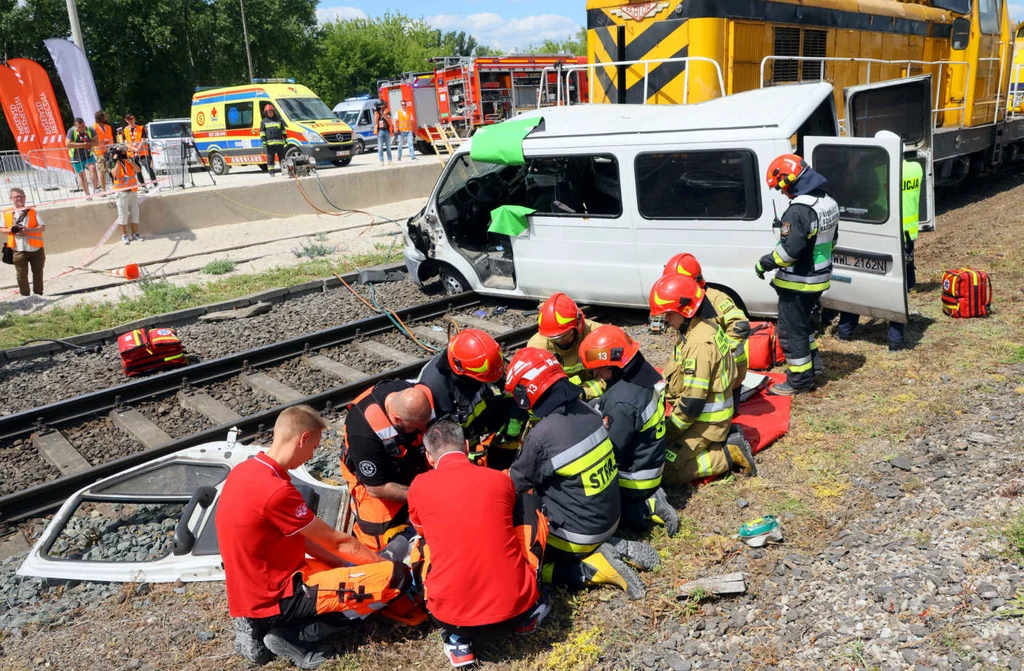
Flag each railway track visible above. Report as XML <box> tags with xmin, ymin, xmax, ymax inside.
<box><xmin>0</xmin><ymin>291</ymin><xmax>550</xmax><ymax>524</ymax></box>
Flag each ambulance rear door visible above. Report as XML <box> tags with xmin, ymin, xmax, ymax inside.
<box><xmin>804</xmin><ymin>134</ymin><xmax>908</xmax><ymax>323</ymax></box>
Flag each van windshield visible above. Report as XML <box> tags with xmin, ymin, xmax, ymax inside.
<box><xmin>149</xmin><ymin>122</ymin><xmax>191</xmax><ymax>139</ymax></box>
<box><xmin>278</xmin><ymin>97</ymin><xmax>335</xmax><ymax>122</ymax></box>
<box><xmin>335</xmin><ymin>110</ymin><xmax>361</xmax><ymax>126</ymax></box>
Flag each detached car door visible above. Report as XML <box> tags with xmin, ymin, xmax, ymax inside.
<box><xmin>805</xmin><ymin>134</ymin><xmax>908</xmax><ymax>323</ymax></box>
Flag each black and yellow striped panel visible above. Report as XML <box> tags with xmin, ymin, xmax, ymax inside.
<box><xmin>588</xmin><ymin>25</ymin><xmax>622</xmax><ymax>104</ymax></box>
<box><xmin>623</xmin><ymin>18</ymin><xmax>689</xmax><ymax>104</ymax></box>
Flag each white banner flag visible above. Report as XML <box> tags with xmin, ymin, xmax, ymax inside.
<box><xmin>44</xmin><ymin>38</ymin><xmax>101</xmax><ymax>123</ymax></box>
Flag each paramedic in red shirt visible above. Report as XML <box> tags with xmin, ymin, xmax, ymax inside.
<box><xmin>408</xmin><ymin>420</ymin><xmax>550</xmax><ymax>668</ymax></box>
<box><xmin>216</xmin><ymin>405</ymin><xmax>411</xmax><ymax>669</ymax></box>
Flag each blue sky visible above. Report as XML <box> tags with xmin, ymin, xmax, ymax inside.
<box><xmin>317</xmin><ymin>1</ymin><xmax>1024</xmax><ymax>50</ymax></box>
<box><xmin>315</xmin><ymin>0</ymin><xmax>584</xmax><ymax>51</ymax></box>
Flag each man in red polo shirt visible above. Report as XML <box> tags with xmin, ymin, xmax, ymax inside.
<box><xmin>216</xmin><ymin>405</ymin><xmax>411</xmax><ymax>669</ymax></box>
<box><xmin>408</xmin><ymin>420</ymin><xmax>550</xmax><ymax>668</ymax></box>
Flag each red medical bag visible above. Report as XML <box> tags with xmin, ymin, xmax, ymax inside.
<box><xmin>941</xmin><ymin>268</ymin><xmax>992</xmax><ymax>318</ymax></box>
<box><xmin>747</xmin><ymin>321</ymin><xmax>785</xmax><ymax>371</ymax></box>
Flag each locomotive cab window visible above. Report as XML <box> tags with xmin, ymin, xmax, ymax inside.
<box><xmin>810</xmin><ymin>145</ymin><xmax>889</xmax><ymax>224</ymax></box>
<box><xmin>978</xmin><ymin>0</ymin><xmax>1000</xmax><ymax>35</ymax></box>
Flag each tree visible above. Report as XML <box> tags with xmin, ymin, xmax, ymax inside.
<box><xmin>524</xmin><ymin>28</ymin><xmax>587</xmax><ymax>56</ymax></box>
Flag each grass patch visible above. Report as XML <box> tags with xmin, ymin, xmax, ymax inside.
<box><xmin>200</xmin><ymin>259</ymin><xmax>236</xmax><ymax>275</ymax></box>
<box><xmin>1007</xmin><ymin>509</ymin><xmax>1024</xmax><ymax>559</ymax></box>
<box><xmin>0</xmin><ymin>252</ymin><xmax>390</xmax><ymax>349</ymax></box>
<box><xmin>1008</xmin><ymin>345</ymin><xmax>1024</xmax><ymax>364</ymax></box>
<box><xmin>545</xmin><ymin>626</ymin><xmax>602</xmax><ymax>671</ymax></box>
<box><xmin>293</xmin><ymin>233</ymin><xmax>337</xmax><ymax>259</ymax></box>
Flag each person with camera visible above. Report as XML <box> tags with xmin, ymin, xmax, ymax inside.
<box><xmin>66</xmin><ymin>117</ymin><xmax>99</xmax><ymax>198</ymax></box>
<box><xmin>2</xmin><ymin>187</ymin><xmax>46</xmax><ymax>296</ymax></box>
<box><xmin>92</xmin><ymin>111</ymin><xmax>115</xmax><ymax>193</ymax></box>
<box><xmin>374</xmin><ymin>102</ymin><xmax>394</xmax><ymax>166</ymax></box>
<box><xmin>108</xmin><ymin>145</ymin><xmax>143</xmax><ymax>244</ymax></box>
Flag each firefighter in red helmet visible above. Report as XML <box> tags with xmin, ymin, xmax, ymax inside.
<box><xmin>649</xmin><ymin>274</ymin><xmax>757</xmax><ymax>484</ymax></box>
<box><xmin>505</xmin><ymin>347</ymin><xmax>659</xmax><ymax>599</ymax></box>
<box><xmin>756</xmin><ymin>153</ymin><xmax>839</xmax><ymax>395</ymax></box>
<box><xmin>663</xmin><ymin>253</ymin><xmax>750</xmax><ymax>407</ymax></box>
<box><xmin>526</xmin><ymin>292</ymin><xmax>605</xmax><ymax>400</ymax></box>
<box><xmin>417</xmin><ymin>329</ymin><xmax>526</xmax><ymax>469</ymax></box>
<box><xmin>259</xmin><ymin>104</ymin><xmax>287</xmax><ymax>177</ymax></box>
<box><xmin>579</xmin><ymin>325</ymin><xmax>679</xmax><ymax>536</ymax></box>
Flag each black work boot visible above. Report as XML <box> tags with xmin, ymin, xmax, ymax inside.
<box><xmin>580</xmin><ymin>544</ymin><xmax>646</xmax><ymax>599</ymax></box>
<box><xmin>264</xmin><ymin>629</ymin><xmax>328</xmax><ymax>669</ymax></box>
<box><xmin>647</xmin><ymin>488</ymin><xmax>680</xmax><ymax>537</ymax></box>
<box><xmin>769</xmin><ymin>380</ymin><xmax>812</xmax><ymax>396</ymax></box>
<box><xmin>233</xmin><ymin>617</ymin><xmax>272</xmax><ymax>664</ymax></box>
<box><xmin>724</xmin><ymin>429</ymin><xmax>758</xmax><ymax>477</ymax></box>
<box><xmin>608</xmin><ymin>537</ymin><xmax>660</xmax><ymax>571</ymax></box>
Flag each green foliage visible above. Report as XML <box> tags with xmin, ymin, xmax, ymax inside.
<box><xmin>1009</xmin><ymin>509</ymin><xmax>1024</xmax><ymax>558</ymax></box>
<box><xmin>545</xmin><ymin>626</ymin><xmax>602</xmax><ymax>671</ymax></box>
<box><xmin>201</xmin><ymin>259</ymin><xmax>236</xmax><ymax>275</ymax></box>
<box><xmin>292</xmin><ymin>233</ymin><xmax>335</xmax><ymax>259</ymax></box>
<box><xmin>524</xmin><ymin>28</ymin><xmax>587</xmax><ymax>56</ymax></box>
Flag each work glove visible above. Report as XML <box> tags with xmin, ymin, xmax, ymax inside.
<box><xmin>754</xmin><ymin>261</ymin><xmax>766</xmax><ymax>280</ymax></box>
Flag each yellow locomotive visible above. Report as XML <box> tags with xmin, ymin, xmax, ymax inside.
<box><xmin>584</xmin><ymin>0</ymin><xmax>1021</xmax><ymax>186</ymax></box>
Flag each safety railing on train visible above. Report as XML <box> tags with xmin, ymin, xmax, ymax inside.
<box><xmin>537</xmin><ymin>57</ymin><xmax>727</xmax><ymax>108</ymax></box>
<box><xmin>759</xmin><ymin>56</ymin><xmax>972</xmax><ymax>132</ymax></box>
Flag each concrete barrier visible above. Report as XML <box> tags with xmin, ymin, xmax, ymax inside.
<box><xmin>34</xmin><ymin>163</ymin><xmax>442</xmax><ymax>255</ymax></box>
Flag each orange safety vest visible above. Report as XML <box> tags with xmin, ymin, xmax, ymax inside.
<box><xmin>396</xmin><ymin>108</ymin><xmax>413</xmax><ymax>133</ymax></box>
<box><xmin>122</xmin><ymin>125</ymin><xmax>149</xmax><ymax>156</ymax></box>
<box><xmin>112</xmin><ymin>159</ymin><xmax>138</xmax><ymax>191</ymax></box>
<box><xmin>92</xmin><ymin>123</ymin><xmax>114</xmax><ymax>158</ymax></box>
<box><xmin>4</xmin><ymin>208</ymin><xmax>43</xmax><ymax>250</ymax></box>
<box><xmin>340</xmin><ymin>384</ymin><xmax>435</xmax><ymax>551</ymax></box>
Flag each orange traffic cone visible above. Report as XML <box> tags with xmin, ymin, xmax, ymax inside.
<box><xmin>111</xmin><ymin>264</ymin><xmax>140</xmax><ymax>280</ymax></box>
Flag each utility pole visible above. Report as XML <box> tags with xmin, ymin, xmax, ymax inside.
<box><xmin>65</xmin><ymin>0</ymin><xmax>85</xmax><ymax>51</ymax></box>
<box><xmin>239</xmin><ymin>0</ymin><xmax>255</xmax><ymax>83</ymax></box>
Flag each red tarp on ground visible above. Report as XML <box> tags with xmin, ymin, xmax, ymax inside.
<box><xmin>734</xmin><ymin>372</ymin><xmax>792</xmax><ymax>454</ymax></box>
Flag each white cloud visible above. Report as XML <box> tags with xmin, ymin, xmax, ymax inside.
<box><xmin>316</xmin><ymin>5</ymin><xmax>368</xmax><ymax>24</ymax></box>
<box><xmin>426</xmin><ymin>12</ymin><xmax>582</xmax><ymax>51</ymax></box>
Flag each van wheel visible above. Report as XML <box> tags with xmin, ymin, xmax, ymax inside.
<box><xmin>258</xmin><ymin>164</ymin><xmax>268</xmax><ymax>172</ymax></box>
<box><xmin>285</xmin><ymin>147</ymin><xmax>302</xmax><ymax>161</ymax></box>
<box><xmin>415</xmin><ymin>140</ymin><xmax>435</xmax><ymax>155</ymax></box>
<box><xmin>354</xmin><ymin>139</ymin><xmax>365</xmax><ymax>155</ymax></box>
<box><xmin>439</xmin><ymin>268</ymin><xmax>469</xmax><ymax>296</ymax></box>
<box><xmin>209</xmin><ymin>152</ymin><xmax>229</xmax><ymax>176</ymax></box>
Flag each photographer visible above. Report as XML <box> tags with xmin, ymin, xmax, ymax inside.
<box><xmin>374</xmin><ymin>101</ymin><xmax>393</xmax><ymax>166</ymax></box>
<box><xmin>108</xmin><ymin>145</ymin><xmax>143</xmax><ymax>244</ymax></box>
<box><xmin>2</xmin><ymin>187</ymin><xmax>46</xmax><ymax>296</ymax></box>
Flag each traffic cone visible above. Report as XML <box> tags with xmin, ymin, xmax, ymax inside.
<box><xmin>111</xmin><ymin>264</ymin><xmax>140</xmax><ymax>280</ymax></box>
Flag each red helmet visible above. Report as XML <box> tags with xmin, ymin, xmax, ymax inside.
<box><xmin>504</xmin><ymin>347</ymin><xmax>567</xmax><ymax>409</ymax></box>
<box><xmin>649</xmin><ymin>273</ymin><xmax>705</xmax><ymax>318</ymax></box>
<box><xmin>264</xmin><ymin>104</ymin><xmax>274</xmax><ymax>114</ymax></box>
<box><xmin>537</xmin><ymin>292</ymin><xmax>585</xmax><ymax>339</ymax></box>
<box><xmin>765</xmin><ymin>153</ymin><xmax>808</xmax><ymax>193</ymax></box>
<box><xmin>447</xmin><ymin>329</ymin><xmax>503</xmax><ymax>384</ymax></box>
<box><xmin>662</xmin><ymin>253</ymin><xmax>706</xmax><ymax>287</ymax></box>
<box><xmin>578</xmin><ymin>325</ymin><xmax>640</xmax><ymax>371</ymax></box>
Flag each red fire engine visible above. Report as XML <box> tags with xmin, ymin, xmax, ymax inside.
<box><xmin>379</xmin><ymin>55</ymin><xmax>588</xmax><ymax>154</ymax></box>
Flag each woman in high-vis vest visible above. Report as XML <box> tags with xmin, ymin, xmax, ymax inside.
<box><xmin>2</xmin><ymin>187</ymin><xmax>46</xmax><ymax>296</ymax></box>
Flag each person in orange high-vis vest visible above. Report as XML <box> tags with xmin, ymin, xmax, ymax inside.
<box><xmin>341</xmin><ymin>381</ymin><xmax>435</xmax><ymax>551</ymax></box>
<box><xmin>92</xmin><ymin>111</ymin><xmax>115</xmax><ymax>191</ymax></box>
<box><xmin>110</xmin><ymin>145</ymin><xmax>143</xmax><ymax>244</ymax></box>
<box><xmin>2</xmin><ymin>187</ymin><xmax>46</xmax><ymax>296</ymax></box>
<box><xmin>395</xmin><ymin>99</ymin><xmax>416</xmax><ymax>162</ymax></box>
<box><xmin>121</xmin><ymin>114</ymin><xmax>156</xmax><ymax>187</ymax></box>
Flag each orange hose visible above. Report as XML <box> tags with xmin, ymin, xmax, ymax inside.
<box><xmin>334</xmin><ymin>273</ymin><xmax>436</xmax><ymax>353</ymax></box>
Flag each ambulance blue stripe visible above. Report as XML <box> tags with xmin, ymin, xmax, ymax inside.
<box><xmin>191</xmin><ymin>90</ymin><xmax>273</xmax><ymax>107</ymax></box>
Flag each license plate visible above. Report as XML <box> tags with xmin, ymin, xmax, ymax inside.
<box><xmin>336</xmin><ymin>150</ymin><xmax>349</xmax><ymax>157</ymax></box>
<box><xmin>833</xmin><ymin>252</ymin><xmax>888</xmax><ymax>275</ymax></box>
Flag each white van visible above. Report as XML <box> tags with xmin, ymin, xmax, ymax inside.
<box><xmin>333</xmin><ymin>97</ymin><xmax>381</xmax><ymax>155</ymax></box>
<box><xmin>402</xmin><ymin>82</ymin><xmax>915</xmax><ymax>323</ymax></box>
<box><xmin>147</xmin><ymin>118</ymin><xmax>201</xmax><ymax>172</ymax></box>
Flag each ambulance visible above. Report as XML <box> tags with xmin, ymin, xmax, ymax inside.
<box><xmin>191</xmin><ymin>81</ymin><xmax>356</xmax><ymax>175</ymax></box>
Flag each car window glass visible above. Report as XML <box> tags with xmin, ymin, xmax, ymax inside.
<box><xmin>635</xmin><ymin>150</ymin><xmax>761</xmax><ymax>219</ymax></box>
<box><xmin>278</xmin><ymin>97</ymin><xmax>334</xmax><ymax>122</ymax></box>
<box><xmin>226</xmin><ymin>102</ymin><xmax>253</xmax><ymax>130</ymax></box>
<box><xmin>811</xmin><ymin>145</ymin><xmax>889</xmax><ymax>224</ymax></box>
<box><xmin>525</xmin><ymin>156</ymin><xmax>621</xmax><ymax>217</ymax></box>
<box><xmin>92</xmin><ymin>463</ymin><xmax>228</xmax><ymax>496</ymax></box>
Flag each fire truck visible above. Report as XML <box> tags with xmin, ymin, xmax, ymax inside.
<box><xmin>379</xmin><ymin>55</ymin><xmax>588</xmax><ymax>154</ymax></box>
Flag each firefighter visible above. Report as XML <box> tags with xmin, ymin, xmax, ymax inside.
<box><xmin>526</xmin><ymin>292</ymin><xmax>605</xmax><ymax>400</ymax></box>
<box><xmin>505</xmin><ymin>347</ymin><xmax>659</xmax><ymax>600</ymax></box>
<box><xmin>341</xmin><ymin>382</ymin><xmax>435</xmax><ymax>552</ymax></box>
<box><xmin>755</xmin><ymin>154</ymin><xmax>839</xmax><ymax>395</ymax></box>
<box><xmin>664</xmin><ymin>253</ymin><xmax>750</xmax><ymax>406</ymax></box>
<box><xmin>578</xmin><ymin>325</ymin><xmax>679</xmax><ymax>537</ymax></box>
<box><xmin>416</xmin><ymin>328</ymin><xmax>527</xmax><ymax>469</ymax></box>
<box><xmin>260</xmin><ymin>104</ymin><xmax>287</xmax><ymax>177</ymax></box>
<box><xmin>649</xmin><ymin>274</ymin><xmax>757</xmax><ymax>484</ymax></box>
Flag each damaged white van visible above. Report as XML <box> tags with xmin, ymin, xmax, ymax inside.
<box><xmin>403</xmin><ymin>80</ymin><xmax>934</xmax><ymax>323</ymax></box>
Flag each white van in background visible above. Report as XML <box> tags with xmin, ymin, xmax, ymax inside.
<box><xmin>402</xmin><ymin>81</ymin><xmax>924</xmax><ymax>324</ymax></box>
<box><xmin>147</xmin><ymin>118</ymin><xmax>201</xmax><ymax>173</ymax></box>
<box><xmin>333</xmin><ymin>97</ymin><xmax>381</xmax><ymax>155</ymax></box>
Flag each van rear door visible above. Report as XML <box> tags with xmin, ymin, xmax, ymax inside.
<box><xmin>804</xmin><ymin>134</ymin><xmax>908</xmax><ymax>323</ymax></box>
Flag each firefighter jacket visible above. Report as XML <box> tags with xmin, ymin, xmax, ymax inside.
<box><xmin>526</xmin><ymin>319</ymin><xmax>606</xmax><ymax>400</ymax></box>
<box><xmin>593</xmin><ymin>352</ymin><xmax>666</xmax><ymax>500</ymax></box>
<box><xmin>417</xmin><ymin>353</ymin><xmax>526</xmax><ymax>443</ymax></box>
<box><xmin>663</xmin><ymin>316</ymin><xmax>737</xmax><ymax>448</ymax></box>
<box><xmin>510</xmin><ymin>379</ymin><xmax>620</xmax><ymax>556</ymax></box>
<box><xmin>260</xmin><ymin>117</ymin><xmax>286</xmax><ymax>146</ymax></box>
<box><xmin>705</xmin><ymin>286</ymin><xmax>750</xmax><ymax>387</ymax></box>
<box><xmin>758</xmin><ymin>188</ymin><xmax>840</xmax><ymax>294</ymax></box>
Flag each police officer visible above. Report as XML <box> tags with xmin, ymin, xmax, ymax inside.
<box><xmin>664</xmin><ymin>253</ymin><xmax>750</xmax><ymax>406</ymax></box>
<box><xmin>649</xmin><ymin>274</ymin><xmax>757</xmax><ymax>484</ymax></box>
<box><xmin>578</xmin><ymin>325</ymin><xmax>679</xmax><ymax>537</ymax></box>
<box><xmin>755</xmin><ymin>153</ymin><xmax>839</xmax><ymax>395</ymax></box>
<box><xmin>505</xmin><ymin>348</ymin><xmax>658</xmax><ymax>599</ymax></box>
<box><xmin>889</xmin><ymin>154</ymin><xmax>921</xmax><ymax>350</ymax></box>
<box><xmin>526</xmin><ymin>292</ymin><xmax>605</xmax><ymax>400</ymax></box>
<box><xmin>260</xmin><ymin>104</ymin><xmax>287</xmax><ymax>177</ymax></box>
<box><xmin>417</xmin><ymin>328</ymin><xmax>526</xmax><ymax>469</ymax></box>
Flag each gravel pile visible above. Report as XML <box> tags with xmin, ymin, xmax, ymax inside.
<box><xmin>48</xmin><ymin>502</ymin><xmax>181</xmax><ymax>563</ymax></box>
<box><xmin>0</xmin><ymin>277</ymin><xmax>436</xmax><ymax>415</ymax></box>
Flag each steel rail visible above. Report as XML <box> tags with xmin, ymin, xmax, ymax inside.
<box><xmin>0</xmin><ymin>292</ymin><xmax>482</xmax><ymax>444</ymax></box>
<box><xmin>0</xmin><ymin>322</ymin><xmax>538</xmax><ymax>523</ymax></box>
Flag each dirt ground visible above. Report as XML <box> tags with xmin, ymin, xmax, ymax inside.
<box><xmin>1</xmin><ymin>172</ymin><xmax>1023</xmax><ymax>671</ymax></box>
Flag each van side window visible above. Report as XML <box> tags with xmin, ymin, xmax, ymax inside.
<box><xmin>635</xmin><ymin>151</ymin><xmax>760</xmax><ymax>220</ymax></box>
<box><xmin>524</xmin><ymin>156</ymin><xmax>621</xmax><ymax>217</ymax></box>
<box><xmin>810</xmin><ymin>145</ymin><xmax>889</xmax><ymax>224</ymax></box>
<box><xmin>226</xmin><ymin>102</ymin><xmax>253</xmax><ymax>130</ymax></box>
<box><xmin>359</xmin><ymin>110</ymin><xmax>371</xmax><ymax>126</ymax></box>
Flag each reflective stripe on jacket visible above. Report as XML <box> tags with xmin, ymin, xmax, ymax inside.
<box><xmin>705</xmin><ymin>286</ymin><xmax>749</xmax><ymax>386</ymax></box>
<box><xmin>260</xmin><ymin>118</ymin><xmax>286</xmax><ymax>146</ymax></box>
<box><xmin>663</xmin><ymin>318</ymin><xmax>736</xmax><ymax>448</ymax></box>
<box><xmin>902</xmin><ymin>159</ymin><xmax>922</xmax><ymax>241</ymax></box>
<box><xmin>596</xmin><ymin>372</ymin><xmax>666</xmax><ymax>498</ymax></box>
<box><xmin>761</xmin><ymin>191</ymin><xmax>840</xmax><ymax>294</ymax></box>
<box><xmin>526</xmin><ymin>319</ymin><xmax>606</xmax><ymax>400</ymax></box>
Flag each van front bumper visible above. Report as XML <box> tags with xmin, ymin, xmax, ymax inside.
<box><xmin>404</xmin><ymin>247</ymin><xmax>427</xmax><ymax>287</ymax></box>
<box><xmin>302</xmin><ymin>142</ymin><xmax>355</xmax><ymax>161</ymax></box>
